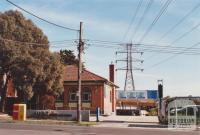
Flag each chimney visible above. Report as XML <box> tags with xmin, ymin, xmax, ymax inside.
<box><xmin>109</xmin><ymin>62</ymin><xmax>114</xmax><ymax>83</ymax></box>
<box><xmin>109</xmin><ymin>62</ymin><xmax>116</xmax><ymax>113</ymax></box>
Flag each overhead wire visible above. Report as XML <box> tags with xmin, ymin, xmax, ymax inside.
<box><xmin>156</xmin><ymin>1</ymin><xmax>200</xmax><ymax>43</ymax></box>
<box><xmin>6</xmin><ymin>0</ymin><xmax>79</xmax><ymax>32</ymax></box>
<box><xmin>138</xmin><ymin>0</ymin><xmax>173</xmax><ymax>43</ymax></box>
<box><xmin>87</xmin><ymin>39</ymin><xmax>192</xmax><ymax>48</ymax></box>
<box><xmin>145</xmin><ymin>18</ymin><xmax>200</xmax><ymax>61</ymax></box>
<box><xmin>85</xmin><ymin>40</ymin><xmax>200</xmax><ymax>55</ymax></box>
<box><xmin>134</xmin><ymin>43</ymin><xmax>200</xmax><ymax>51</ymax></box>
<box><xmin>146</xmin><ymin>42</ymin><xmax>200</xmax><ymax>70</ymax></box>
<box><xmin>122</xmin><ymin>0</ymin><xmax>143</xmax><ymax>42</ymax></box>
<box><xmin>5</xmin><ymin>0</ymin><xmax>200</xmax><ymax>68</ymax></box>
<box><xmin>131</xmin><ymin>0</ymin><xmax>154</xmax><ymax>42</ymax></box>
<box><xmin>88</xmin><ymin>39</ymin><xmax>123</xmax><ymax>45</ymax></box>
<box><xmin>138</xmin><ymin>49</ymin><xmax>200</xmax><ymax>55</ymax></box>
<box><xmin>0</xmin><ymin>37</ymin><xmax>49</xmax><ymax>46</ymax></box>
<box><xmin>171</xmin><ymin>23</ymin><xmax>200</xmax><ymax>45</ymax></box>
<box><xmin>0</xmin><ymin>37</ymin><xmax>77</xmax><ymax>49</ymax></box>
<box><xmin>85</xmin><ymin>43</ymin><xmax>121</xmax><ymax>49</ymax></box>
<box><xmin>50</xmin><ymin>39</ymin><xmax>78</xmax><ymax>43</ymax></box>
<box><xmin>144</xmin><ymin>2</ymin><xmax>200</xmax><ymax>61</ymax></box>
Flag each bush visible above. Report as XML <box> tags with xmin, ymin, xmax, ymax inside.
<box><xmin>148</xmin><ymin>108</ymin><xmax>158</xmax><ymax>116</ymax></box>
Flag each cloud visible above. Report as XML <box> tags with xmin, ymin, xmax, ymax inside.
<box><xmin>5</xmin><ymin>0</ymin><xmax>200</xmax><ymax>96</ymax></box>
<box><xmin>11</xmin><ymin>3</ymin><xmax>128</xmax><ymax>41</ymax></box>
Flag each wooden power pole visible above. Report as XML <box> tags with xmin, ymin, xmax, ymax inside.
<box><xmin>77</xmin><ymin>22</ymin><xmax>83</xmax><ymax>122</ymax></box>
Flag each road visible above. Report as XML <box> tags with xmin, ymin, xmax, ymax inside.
<box><xmin>0</xmin><ymin>123</ymin><xmax>199</xmax><ymax>135</ymax></box>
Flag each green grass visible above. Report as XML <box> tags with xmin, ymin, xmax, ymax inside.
<box><xmin>0</xmin><ymin>118</ymin><xmax>97</xmax><ymax>126</ymax></box>
<box><xmin>77</xmin><ymin>121</ymin><xmax>97</xmax><ymax>126</ymax></box>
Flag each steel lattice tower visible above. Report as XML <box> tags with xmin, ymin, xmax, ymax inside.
<box><xmin>116</xmin><ymin>43</ymin><xmax>143</xmax><ymax>91</ymax></box>
<box><xmin>124</xmin><ymin>44</ymin><xmax>135</xmax><ymax>91</ymax></box>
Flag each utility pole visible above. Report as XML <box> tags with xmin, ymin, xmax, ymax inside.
<box><xmin>158</xmin><ymin>79</ymin><xmax>163</xmax><ymax>116</ymax></box>
<box><xmin>77</xmin><ymin>22</ymin><xmax>83</xmax><ymax>123</ymax></box>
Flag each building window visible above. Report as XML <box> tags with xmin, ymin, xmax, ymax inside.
<box><xmin>82</xmin><ymin>87</ymin><xmax>91</xmax><ymax>102</ymax></box>
<box><xmin>69</xmin><ymin>90</ymin><xmax>77</xmax><ymax>102</ymax></box>
<box><xmin>56</xmin><ymin>93</ymin><xmax>64</xmax><ymax>102</ymax></box>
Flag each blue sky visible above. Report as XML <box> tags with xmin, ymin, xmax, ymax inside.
<box><xmin>1</xmin><ymin>0</ymin><xmax>200</xmax><ymax>97</ymax></box>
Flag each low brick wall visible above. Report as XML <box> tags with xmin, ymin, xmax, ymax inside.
<box><xmin>27</xmin><ymin>110</ymin><xmax>90</xmax><ymax>121</ymax></box>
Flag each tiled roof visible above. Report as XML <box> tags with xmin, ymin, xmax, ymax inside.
<box><xmin>63</xmin><ymin>65</ymin><xmax>107</xmax><ymax>82</ymax></box>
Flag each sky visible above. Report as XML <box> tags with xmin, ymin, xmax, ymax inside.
<box><xmin>1</xmin><ymin>0</ymin><xmax>200</xmax><ymax>97</ymax></box>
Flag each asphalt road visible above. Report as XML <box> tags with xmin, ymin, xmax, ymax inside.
<box><xmin>0</xmin><ymin>123</ymin><xmax>199</xmax><ymax>135</ymax></box>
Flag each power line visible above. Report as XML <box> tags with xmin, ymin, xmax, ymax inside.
<box><xmin>0</xmin><ymin>37</ymin><xmax>49</xmax><ymax>46</ymax></box>
<box><xmin>0</xmin><ymin>37</ymin><xmax>77</xmax><ymax>48</ymax></box>
<box><xmin>2</xmin><ymin>35</ymin><xmax>200</xmax><ymax>55</ymax></box>
<box><xmin>122</xmin><ymin>0</ymin><xmax>144</xmax><ymax>42</ymax></box>
<box><xmin>134</xmin><ymin>43</ymin><xmax>200</xmax><ymax>51</ymax></box>
<box><xmin>144</xmin><ymin>19</ymin><xmax>200</xmax><ymax>61</ymax></box>
<box><xmin>85</xmin><ymin>43</ymin><xmax>120</xmax><ymax>49</ymax></box>
<box><xmin>146</xmin><ymin>42</ymin><xmax>200</xmax><ymax>69</ymax></box>
<box><xmin>139</xmin><ymin>49</ymin><xmax>200</xmax><ymax>55</ymax></box>
<box><xmin>88</xmin><ymin>39</ymin><xmax>124</xmax><ymax>45</ymax></box>
<box><xmin>139</xmin><ymin>0</ymin><xmax>200</xmax><ymax>63</ymax></box>
<box><xmin>50</xmin><ymin>39</ymin><xmax>78</xmax><ymax>43</ymax></box>
<box><xmin>143</xmin><ymin>2</ymin><xmax>200</xmax><ymax>61</ymax></box>
<box><xmin>156</xmin><ymin>1</ymin><xmax>200</xmax><ymax>43</ymax></box>
<box><xmin>51</xmin><ymin>45</ymin><xmax>76</xmax><ymax>48</ymax></box>
<box><xmin>138</xmin><ymin>0</ymin><xmax>173</xmax><ymax>43</ymax></box>
<box><xmin>0</xmin><ymin>38</ymin><xmax>121</xmax><ymax>47</ymax></box>
<box><xmin>6</xmin><ymin>0</ymin><xmax>79</xmax><ymax>32</ymax></box>
<box><xmin>50</xmin><ymin>41</ymin><xmax>77</xmax><ymax>45</ymax></box>
<box><xmin>0</xmin><ymin>37</ymin><xmax>122</xmax><ymax>48</ymax></box>
<box><xmin>85</xmin><ymin>42</ymin><xmax>200</xmax><ymax>55</ymax></box>
<box><xmin>86</xmin><ymin>40</ymin><xmax>200</xmax><ymax>49</ymax></box>
<box><xmin>86</xmin><ymin>41</ymin><xmax>200</xmax><ymax>50</ymax></box>
<box><xmin>136</xmin><ymin>42</ymin><xmax>200</xmax><ymax>55</ymax></box>
<box><xmin>131</xmin><ymin>0</ymin><xmax>154</xmax><ymax>41</ymax></box>
<box><xmin>171</xmin><ymin>23</ymin><xmax>200</xmax><ymax>45</ymax></box>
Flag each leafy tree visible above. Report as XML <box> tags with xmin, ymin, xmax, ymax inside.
<box><xmin>0</xmin><ymin>10</ymin><xmax>63</xmax><ymax>112</ymax></box>
<box><xmin>60</xmin><ymin>49</ymin><xmax>78</xmax><ymax>66</ymax></box>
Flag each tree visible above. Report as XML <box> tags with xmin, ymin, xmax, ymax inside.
<box><xmin>0</xmin><ymin>10</ymin><xmax>63</xmax><ymax>112</ymax></box>
<box><xmin>60</xmin><ymin>49</ymin><xmax>78</xmax><ymax>66</ymax></box>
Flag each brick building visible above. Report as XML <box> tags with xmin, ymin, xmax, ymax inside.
<box><xmin>0</xmin><ymin>74</ymin><xmax>17</xmax><ymax>98</ymax></box>
<box><xmin>63</xmin><ymin>65</ymin><xmax>118</xmax><ymax>115</ymax></box>
<box><xmin>6</xmin><ymin>79</ymin><xmax>17</xmax><ymax>98</ymax></box>
<box><xmin>0</xmin><ymin>75</ymin><xmax>17</xmax><ymax>113</ymax></box>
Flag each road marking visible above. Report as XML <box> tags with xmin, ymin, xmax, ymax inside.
<box><xmin>15</xmin><ymin>129</ymin><xmax>35</xmax><ymax>132</ymax></box>
<box><xmin>77</xmin><ymin>133</ymin><xmax>96</xmax><ymax>135</ymax></box>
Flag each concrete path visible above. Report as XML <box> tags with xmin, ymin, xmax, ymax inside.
<box><xmin>89</xmin><ymin>115</ymin><xmax>164</xmax><ymax>129</ymax></box>
<box><xmin>0</xmin><ymin>113</ymin><xmax>11</xmax><ymax>120</ymax></box>
<box><xmin>90</xmin><ymin>115</ymin><xmax>159</xmax><ymax>123</ymax></box>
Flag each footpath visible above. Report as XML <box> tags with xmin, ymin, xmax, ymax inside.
<box><xmin>0</xmin><ymin>112</ymin><xmax>164</xmax><ymax>128</ymax></box>
<box><xmin>2</xmin><ymin>113</ymin><xmax>199</xmax><ymax>130</ymax></box>
<box><xmin>90</xmin><ymin>115</ymin><xmax>168</xmax><ymax>129</ymax></box>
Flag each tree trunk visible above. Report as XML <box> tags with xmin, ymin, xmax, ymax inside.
<box><xmin>0</xmin><ymin>73</ymin><xmax>8</xmax><ymax>113</ymax></box>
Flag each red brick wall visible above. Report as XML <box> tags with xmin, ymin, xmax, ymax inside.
<box><xmin>63</xmin><ymin>85</ymin><xmax>69</xmax><ymax>108</ymax></box>
<box><xmin>0</xmin><ymin>76</ymin><xmax>17</xmax><ymax>98</ymax></box>
<box><xmin>63</xmin><ymin>84</ymin><xmax>104</xmax><ymax>113</ymax></box>
<box><xmin>6</xmin><ymin>79</ymin><xmax>16</xmax><ymax>97</ymax></box>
